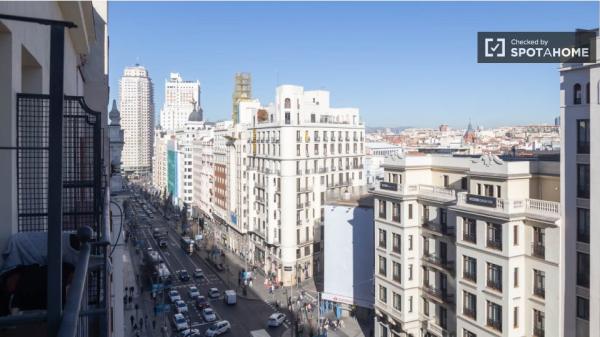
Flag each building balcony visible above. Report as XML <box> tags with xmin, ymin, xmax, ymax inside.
<box><xmin>487</xmin><ymin>239</ymin><xmax>502</xmax><ymax>251</ymax></box>
<box><xmin>533</xmin><ymin>327</ymin><xmax>545</xmax><ymax>337</ymax></box>
<box><xmin>256</xmin><ymin>196</ymin><xmax>266</xmax><ymax>203</ymax></box>
<box><xmin>456</xmin><ymin>192</ymin><xmax>560</xmax><ymax>224</ymax></box>
<box><xmin>487</xmin><ymin>319</ymin><xmax>502</xmax><ymax>332</ymax></box>
<box><xmin>486</xmin><ymin>279</ymin><xmax>502</xmax><ymax>292</ymax></box>
<box><xmin>422</xmin><ymin>254</ymin><xmax>455</xmax><ymax>274</ymax></box>
<box><xmin>531</xmin><ymin>242</ymin><xmax>545</xmax><ymax>259</ymax></box>
<box><xmin>422</xmin><ymin>284</ymin><xmax>453</xmax><ymax>303</ymax></box>
<box><xmin>298</xmin><ymin>186</ymin><xmax>312</xmax><ymax>193</ymax></box>
<box><xmin>255</xmin><ymin>181</ymin><xmax>266</xmax><ymax>189</ymax></box>
<box><xmin>534</xmin><ymin>286</ymin><xmax>545</xmax><ymax>299</ymax></box>
<box><xmin>422</xmin><ymin>222</ymin><xmax>455</xmax><ymax>237</ymax></box>
<box><xmin>372</xmin><ymin>183</ymin><xmax>456</xmax><ymax>203</ymax></box>
<box><xmin>463</xmin><ymin>307</ymin><xmax>476</xmax><ymax>320</ymax></box>
<box><xmin>318</xmin><ymin>167</ymin><xmax>327</xmax><ymax>174</ymax></box>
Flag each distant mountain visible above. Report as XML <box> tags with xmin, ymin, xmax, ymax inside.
<box><xmin>365</xmin><ymin>126</ymin><xmax>411</xmax><ymax>134</ymax></box>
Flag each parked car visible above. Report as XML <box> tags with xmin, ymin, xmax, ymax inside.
<box><xmin>267</xmin><ymin>313</ymin><xmax>286</xmax><ymax>327</ymax></box>
<box><xmin>175</xmin><ymin>299</ymin><xmax>189</xmax><ymax>314</ymax></box>
<box><xmin>204</xmin><ymin>320</ymin><xmax>231</xmax><ymax>337</ymax></box>
<box><xmin>202</xmin><ymin>307</ymin><xmax>217</xmax><ymax>322</ymax></box>
<box><xmin>179</xmin><ymin>270</ymin><xmax>191</xmax><ymax>282</ymax></box>
<box><xmin>193</xmin><ymin>268</ymin><xmax>204</xmax><ymax>279</ymax></box>
<box><xmin>180</xmin><ymin>328</ymin><xmax>201</xmax><ymax>337</ymax></box>
<box><xmin>172</xmin><ymin>313</ymin><xmax>189</xmax><ymax>331</ymax></box>
<box><xmin>169</xmin><ymin>290</ymin><xmax>181</xmax><ymax>303</ymax></box>
<box><xmin>188</xmin><ymin>286</ymin><xmax>200</xmax><ymax>299</ymax></box>
<box><xmin>195</xmin><ymin>296</ymin><xmax>209</xmax><ymax>309</ymax></box>
<box><xmin>208</xmin><ymin>288</ymin><xmax>220</xmax><ymax>299</ymax></box>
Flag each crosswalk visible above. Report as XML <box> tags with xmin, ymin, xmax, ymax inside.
<box><xmin>262</xmin><ymin>300</ymin><xmax>291</xmax><ymax>328</ymax></box>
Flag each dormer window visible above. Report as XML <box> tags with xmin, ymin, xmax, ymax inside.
<box><xmin>284</xmin><ymin>98</ymin><xmax>291</xmax><ymax>109</ymax></box>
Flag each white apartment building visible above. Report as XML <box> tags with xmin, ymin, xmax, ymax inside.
<box><xmin>559</xmin><ymin>45</ymin><xmax>598</xmax><ymax>337</ymax></box>
<box><xmin>192</xmin><ymin>130</ymin><xmax>215</xmax><ymax>221</ymax></box>
<box><xmin>119</xmin><ymin>65</ymin><xmax>154</xmax><ymax>177</ymax></box>
<box><xmin>152</xmin><ymin>129</ymin><xmax>170</xmax><ymax>195</ymax></box>
<box><xmin>243</xmin><ymin>85</ymin><xmax>366</xmax><ymax>286</ymax></box>
<box><xmin>372</xmin><ymin>154</ymin><xmax>560</xmax><ymax>337</ymax></box>
<box><xmin>159</xmin><ymin>72</ymin><xmax>201</xmax><ymax>132</ymax></box>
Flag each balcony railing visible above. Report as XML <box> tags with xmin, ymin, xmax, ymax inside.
<box><xmin>423</xmin><ymin>222</ymin><xmax>455</xmax><ymax>237</ymax></box>
<box><xmin>463</xmin><ymin>232</ymin><xmax>476</xmax><ymax>243</ymax></box>
<box><xmin>531</xmin><ymin>242</ymin><xmax>545</xmax><ymax>259</ymax></box>
<box><xmin>463</xmin><ymin>307</ymin><xmax>476</xmax><ymax>319</ymax></box>
<box><xmin>533</xmin><ymin>327</ymin><xmax>545</xmax><ymax>337</ymax></box>
<box><xmin>487</xmin><ymin>319</ymin><xmax>502</xmax><ymax>332</ymax></box>
<box><xmin>422</xmin><ymin>254</ymin><xmax>455</xmax><ymax>273</ymax></box>
<box><xmin>487</xmin><ymin>279</ymin><xmax>502</xmax><ymax>292</ymax></box>
<box><xmin>457</xmin><ymin>192</ymin><xmax>560</xmax><ymax>222</ymax></box>
<box><xmin>487</xmin><ymin>239</ymin><xmax>502</xmax><ymax>250</ymax></box>
<box><xmin>422</xmin><ymin>284</ymin><xmax>453</xmax><ymax>303</ymax></box>
<box><xmin>534</xmin><ymin>286</ymin><xmax>545</xmax><ymax>298</ymax></box>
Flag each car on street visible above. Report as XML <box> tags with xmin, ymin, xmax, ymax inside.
<box><xmin>175</xmin><ymin>299</ymin><xmax>189</xmax><ymax>313</ymax></box>
<box><xmin>195</xmin><ymin>296</ymin><xmax>209</xmax><ymax>309</ymax></box>
<box><xmin>204</xmin><ymin>321</ymin><xmax>231</xmax><ymax>337</ymax></box>
<box><xmin>180</xmin><ymin>328</ymin><xmax>201</xmax><ymax>337</ymax></box>
<box><xmin>159</xmin><ymin>240</ymin><xmax>168</xmax><ymax>249</ymax></box>
<box><xmin>188</xmin><ymin>286</ymin><xmax>200</xmax><ymax>299</ymax></box>
<box><xmin>169</xmin><ymin>290</ymin><xmax>181</xmax><ymax>303</ymax></box>
<box><xmin>202</xmin><ymin>307</ymin><xmax>217</xmax><ymax>322</ymax></box>
<box><xmin>193</xmin><ymin>268</ymin><xmax>204</xmax><ymax>279</ymax></box>
<box><xmin>208</xmin><ymin>288</ymin><xmax>220</xmax><ymax>299</ymax></box>
<box><xmin>267</xmin><ymin>313</ymin><xmax>286</xmax><ymax>327</ymax></box>
<box><xmin>172</xmin><ymin>313</ymin><xmax>189</xmax><ymax>331</ymax></box>
<box><xmin>179</xmin><ymin>270</ymin><xmax>191</xmax><ymax>282</ymax></box>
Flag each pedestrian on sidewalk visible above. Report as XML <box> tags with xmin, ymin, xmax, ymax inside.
<box><xmin>152</xmin><ymin>320</ymin><xmax>156</xmax><ymax>330</ymax></box>
<box><xmin>139</xmin><ymin>317</ymin><xmax>143</xmax><ymax>330</ymax></box>
<box><xmin>130</xmin><ymin>315</ymin><xmax>135</xmax><ymax>327</ymax></box>
<box><xmin>145</xmin><ymin>315</ymin><xmax>148</xmax><ymax>329</ymax></box>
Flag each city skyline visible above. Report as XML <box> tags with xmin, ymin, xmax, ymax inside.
<box><xmin>108</xmin><ymin>1</ymin><xmax>598</xmax><ymax>128</ymax></box>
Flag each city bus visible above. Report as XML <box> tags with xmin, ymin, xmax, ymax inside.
<box><xmin>181</xmin><ymin>236</ymin><xmax>194</xmax><ymax>254</ymax></box>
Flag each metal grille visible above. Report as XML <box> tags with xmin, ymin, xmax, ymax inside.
<box><xmin>16</xmin><ymin>94</ymin><xmax>102</xmax><ymax>236</ymax></box>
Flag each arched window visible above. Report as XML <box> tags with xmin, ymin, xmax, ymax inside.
<box><xmin>284</xmin><ymin>98</ymin><xmax>291</xmax><ymax>109</ymax></box>
<box><xmin>574</xmin><ymin>83</ymin><xmax>582</xmax><ymax>104</ymax></box>
<box><xmin>586</xmin><ymin>82</ymin><xmax>590</xmax><ymax>104</ymax></box>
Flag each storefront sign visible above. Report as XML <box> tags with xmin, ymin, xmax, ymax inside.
<box><xmin>466</xmin><ymin>194</ymin><xmax>497</xmax><ymax>208</ymax></box>
<box><xmin>380</xmin><ymin>182</ymin><xmax>398</xmax><ymax>191</ymax></box>
<box><xmin>283</xmin><ymin>266</ymin><xmax>293</xmax><ymax>271</ymax></box>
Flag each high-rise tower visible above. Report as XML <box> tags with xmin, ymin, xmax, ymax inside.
<box><xmin>119</xmin><ymin>65</ymin><xmax>154</xmax><ymax>177</ymax></box>
<box><xmin>232</xmin><ymin>72</ymin><xmax>252</xmax><ymax>124</ymax></box>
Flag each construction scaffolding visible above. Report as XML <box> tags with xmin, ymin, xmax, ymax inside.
<box><xmin>232</xmin><ymin>72</ymin><xmax>252</xmax><ymax>124</ymax></box>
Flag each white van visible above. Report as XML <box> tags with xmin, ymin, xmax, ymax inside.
<box><xmin>223</xmin><ymin>290</ymin><xmax>236</xmax><ymax>305</ymax></box>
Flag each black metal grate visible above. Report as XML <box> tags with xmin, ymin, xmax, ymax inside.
<box><xmin>16</xmin><ymin>94</ymin><xmax>102</xmax><ymax>237</ymax></box>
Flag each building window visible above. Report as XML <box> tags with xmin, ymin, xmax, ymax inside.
<box><xmin>392</xmin><ymin>203</ymin><xmax>401</xmax><ymax>222</ymax></box>
<box><xmin>577</xmin><ymin>208</ymin><xmax>590</xmax><ymax>243</ymax></box>
<box><xmin>487</xmin><ymin>263</ymin><xmax>502</xmax><ymax>292</ymax></box>
<box><xmin>423</xmin><ymin>297</ymin><xmax>429</xmax><ymax>316</ymax></box>
<box><xmin>578</xmin><ymin>164</ymin><xmax>590</xmax><ymax>198</ymax></box>
<box><xmin>513</xmin><ymin>225</ymin><xmax>518</xmax><ymax>245</ymax></box>
<box><xmin>392</xmin><ymin>233</ymin><xmax>401</xmax><ymax>253</ymax></box>
<box><xmin>577</xmin><ymin>252</ymin><xmax>590</xmax><ymax>288</ymax></box>
<box><xmin>392</xmin><ymin>262</ymin><xmax>401</xmax><ymax>283</ymax></box>
<box><xmin>586</xmin><ymin>82</ymin><xmax>590</xmax><ymax>103</ymax></box>
<box><xmin>439</xmin><ymin>208</ymin><xmax>447</xmax><ymax>226</ymax></box>
<box><xmin>443</xmin><ymin>175</ymin><xmax>449</xmax><ymax>187</ymax></box>
<box><xmin>533</xmin><ymin>309</ymin><xmax>545</xmax><ymax>337</ymax></box>
<box><xmin>574</xmin><ymin>83</ymin><xmax>582</xmax><ymax>104</ymax></box>
<box><xmin>378</xmin><ymin>256</ymin><xmax>387</xmax><ymax>276</ymax></box>
<box><xmin>487</xmin><ymin>223</ymin><xmax>502</xmax><ymax>250</ymax></box>
<box><xmin>577</xmin><ymin>119</ymin><xmax>590</xmax><ymax>154</ymax></box>
<box><xmin>408</xmin><ymin>296</ymin><xmax>413</xmax><ymax>312</ymax></box>
<box><xmin>284</xmin><ymin>98</ymin><xmax>291</xmax><ymax>109</ymax></box>
<box><xmin>487</xmin><ymin>301</ymin><xmax>502</xmax><ymax>332</ymax></box>
<box><xmin>484</xmin><ymin>184</ymin><xmax>494</xmax><ymax>197</ymax></box>
<box><xmin>533</xmin><ymin>269</ymin><xmax>545</xmax><ymax>298</ymax></box>
<box><xmin>393</xmin><ymin>293</ymin><xmax>401</xmax><ymax>311</ymax></box>
<box><xmin>514</xmin><ymin>267</ymin><xmax>519</xmax><ymax>287</ymax></box>
<box><xmin>378</xmin><ymin>229</ymin><xmax>387</xmax><ymax>249</ymax></box>
<box><xmin>408</xmin><ymin>204</ymin><xmax>413</xmax><ymax>219</ymax></box>
<box><xmin>577</xmin><ymin>296</ymin><xmax>589</xmax><ymax>320</ymax></box>
<box><xmin>463</xmin><ymin>329</ymin><xmax>476</xmax><ymax>337</ymax></box>
<box><xmin>463</xmin><ymin>256</ymin><xmax>477</xmax><ymax>282</ymax></box>
<box><xmin>408</xmin><ymin>264</ymin><xmax>413</xmax><ymax>280</ymax></box>
<box><xmin>379</xmin><ymin>285</ymin><xmax>387</xmax><ymax>303</ymax></box>
<box><xmin>461</xmin><ymin>177</ymin><xmax>468</xmax><ymax>190</ymax></box>
<box><xmin>285</xmin><ymin>112</ymin><xmax>291</xmax><ymax>125</ymax></box>
<box><xmin>408</xmin><ymin>235</ymin><xmax>413</xmax><ymax>250</ymax></box>
<box><xmin>378</xmin><ymin>200</ymin><xmax>387</xmax><ymax>219</ymax></box>
<box><xmin>463</xmin><ymin>291</ymin><xmax>477</xmax><ymax>319</ymax></box>
<box><xmin>463</xmin><ymin>218</ymin><xmax>476</xmax><ymax>243</ymax></box>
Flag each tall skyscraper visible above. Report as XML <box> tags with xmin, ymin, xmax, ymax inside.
<box><xmin>559</xmin><ymin>37</ymin><xmax>598</xmax><ymax>337</ymax></box>
<box><xmin>119</xmin><ymin>65</ymin><xmax>154</xmax><ymax>177</ymax></box>
<box><xmin>159</xmin><ymin>73</ymin><xmax>201</xmax><ymax>131</ymax></box>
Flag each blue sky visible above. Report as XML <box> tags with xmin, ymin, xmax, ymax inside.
<box><xmin>109</xmin><ymin>1</ymin><xmax>598</xmax><ymax>128</ymax></box>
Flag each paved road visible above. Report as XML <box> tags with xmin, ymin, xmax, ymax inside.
<box><xmin>129</xmin><ymin>196</ymin><xmax>291</xmax><ymax>337</ymax></box>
